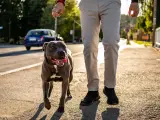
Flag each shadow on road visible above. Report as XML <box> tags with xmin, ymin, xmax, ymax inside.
<box><xmin>40</xmin><ymin>115</ymin><xmax>47</xmax><ymax>120</ymax></box>
<box><xmin>50</xmin><ymin>97</ymin><xmax>73</xmax><ymax>120</ymax></box>
<box><xmin>102</xmin><ymin>108</ymin><xmax>120</xmax><ymax>120</ymax></box>
<box><xmin>0</xmin><ymin>49</ymin><xmax>42</xmax><ymax>57</ymax></box>
<box><xmin>0</xmin><ymin>45</ymin><xmax>22</xmax><ymax>48</ymax></box>
<box><xmin>80</xmin><ymin>101</ymin><xmax>100</xmax><ymax>120</ymax></box>
<box><xmin>31</xmin><ymin>103</ymin><xmax>44</xmax><ymax>120</ymax></box>
<box><xmin>50</xmin><ymin>109</ymin><xmax>64</xmax><ymax>120</ymax></box>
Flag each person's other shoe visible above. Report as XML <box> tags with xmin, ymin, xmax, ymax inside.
<box><xmin>103</xmin><ymin>87</ymin><xmax>119</xmax><ymax>105</ymax></box>
<box><xmin>80</xmin><ymin>91</ymin><xmax>100</xmax><ymax>106</ymax></box>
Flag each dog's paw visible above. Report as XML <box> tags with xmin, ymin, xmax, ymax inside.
<box><xmin>57</xmin><ymin>106</ymin><xmax>64</xmax><ymax>113</ymax></box>
<box><xmin>67</xmin><ymin>95</ymin><xmax>72</xmax><ymax>99</ymax></box>
<box><xmin>44</xmin><ymin>100</ymin><xmax>51</xmax><ymax>110</ymax></box>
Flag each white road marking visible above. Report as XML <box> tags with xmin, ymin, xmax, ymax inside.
<box><xmin>0</xmin><ymin>41</ymin><xmax>127</xmax><ymax>76</ymax></box>
<box><xmin>0</xmin><ymin>52</ymin><xmax>83</xmax><ymax>76</ymax></box>
<box><xmin>0</xmin><ymin>62</ymin><xmax>43</xmax><ymax>76</ymax></box>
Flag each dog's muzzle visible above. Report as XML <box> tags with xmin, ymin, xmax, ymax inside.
<box><xmin>51</xmin><ymin>57</ymin><xmax>67</xmax><ymax>67</ymax></box>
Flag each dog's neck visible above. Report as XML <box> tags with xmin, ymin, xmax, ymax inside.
<box><xmin>44</xmin><ymin>54</ymin><xmax>68</xmax><ymax>68</ymax></box>
<box><xmin>44</xmin><ymin>54</ymin><xmax>52</xmax><ymax>65</ymax></box>
<box><xmin>51</xmin><ymin>58</ymin><xmax>67</xmax><ymax>67</ymax></box>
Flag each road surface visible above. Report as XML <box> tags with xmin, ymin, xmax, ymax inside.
<box><xmin>2</xmin><ymin>41</ymin><xmax>160</xmax><ymax>120</ymax></box>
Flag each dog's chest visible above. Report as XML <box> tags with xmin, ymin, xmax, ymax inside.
<box><xmin>51</xmin><ymin>65</ymin><xmax>58</xmax><ymax>75</ymax></box>
<box><xmin>49</xmin><ymin>65</ymin><xmax>63</xmax><ymax>82</ymax></box>
<box><xmin>51</xmin><ymin>65</ymin><xmax>63</xmax><ymax>77</ymax></box>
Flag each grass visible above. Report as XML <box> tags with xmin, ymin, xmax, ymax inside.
<box><xmin>134</xmin><ymin>40</ymin><xmax>152</xmax><ymax>47</ymax></box>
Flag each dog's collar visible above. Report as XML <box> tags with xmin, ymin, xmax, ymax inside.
<box><xmin>52</xmin><ymin>57</ymin><xmax>68</xmax><ymax>67</ymax></box>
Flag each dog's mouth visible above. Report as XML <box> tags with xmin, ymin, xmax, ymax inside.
<box><xmin>51</xmin><ymin>57</ymin><xmax>67</xmax><ymax>67</ymax></box>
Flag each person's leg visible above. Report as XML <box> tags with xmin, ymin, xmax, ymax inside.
<box><xmin>99</xmin><ymin>0</ymin><xmax>121</xmax><ymax>104</ymax></box>
<box><xmin>79</xmin><ymin>0</ymin><xmax>100</xmax><ymax>106</ymax></box>
<box><xmin>80</xmin><ymin>0</ymin><xmax>100</xmax><ymax>91</ymax></box>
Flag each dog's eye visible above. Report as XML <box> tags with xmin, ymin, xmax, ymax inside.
<box><xmin>50</xmin><ymin>45</ymin><xmax>57</xmax><ymax>49</ymax></box>
<box><xmin>51</xmin><ymin>45</ymin><xmax>55</xmax><ymax>48</ymax></box>
<box><xmin>60</xmin><ymin>44</ymin><xmax>66</xmax><ymax>49</ymax></box>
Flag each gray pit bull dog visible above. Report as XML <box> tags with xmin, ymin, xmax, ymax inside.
<box><xmin>41</xmin><ymin>41</ymin><xmax>73</xmax><ymax>113</ymax></box>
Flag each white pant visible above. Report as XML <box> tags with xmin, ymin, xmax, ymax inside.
<box><xmin>79</xmin><ymin>0</ymin><xmax>121</xmax><ymax>91</ymax></box>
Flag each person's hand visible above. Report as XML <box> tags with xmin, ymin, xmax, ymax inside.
<box><xmin>128</xmin><ymin>2</ymin><xmax>139</xmax><ymax>17</ymax></box>
<box><xmin>52</xmin><ymin>2</ymin><xmax>65</xmax><ymax>18</ymax></box>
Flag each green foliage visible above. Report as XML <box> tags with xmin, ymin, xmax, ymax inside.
<box><xmin>40</xmin><ymin>4</ymin><xmax>54</xmax><ymax>29</ymax></box>
<box><xmin>0</xmin><ymin>0</ymin><xmax>81</xmax><ymax>43</ymax></box>
<box><xmin>120</xmin><ymin>30</ymin><xmax>127</xmax><ymax>39</ymax></box>
<box><xmin>40</xmin><ymin>0</ymin><xmax>81</xmax><ymax>42</ymax></box>
<box><xmin>128</xmin><ymin>29</ymin><xmax>133</xmax><ymax>40</ymax></box>
<box><xmin>136</xmin><ymin>0</ymin><xmax>153</xmax><ymax>33</ymax></box>
<box><xmin>135</xmin><ymin>16</ymin><xmax>146</xmax><ymax>31</ymax></box>
<box><xmin>156</xmin><ymin>0</ymin><xmax>160</xmax><ymax>28</ymax></box>
<box><xmin>0</xmin><ymin>0</ymin><xmax>23</xmax><ymax>42</ymax></box>
<box><xmin>21</xmin><ymin>0</ymin><xmax>48</xmax><ymax>36</ymax></box>
<box><xmin>134</xmin><ymin>40</ymin><xmax>152</xmax><ymax>47</ymax></box>
<box><xmin>0</xmin><ymin>0</ymin><xmax>48</xmax><ymax>43</ymax></box>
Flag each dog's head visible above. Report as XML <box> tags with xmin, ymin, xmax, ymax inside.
<box><xmin>43</xmin><ymin>41</ymin><xmax>68</xmax><ymax>66</ymax></box>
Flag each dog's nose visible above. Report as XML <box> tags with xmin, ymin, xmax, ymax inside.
<box><xmin>58</xmin><ymin>51</ymin><xmax>65</xmax><ymax>57</ymax></box>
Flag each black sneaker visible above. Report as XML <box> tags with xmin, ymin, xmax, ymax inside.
<box><xmin>103</xmin><ymin>87</ymin><xmax>119</xmax><ymax>105</ymax></box>
<box><xmin>80</xmin><ymin>91</ymin><xmax>100</xmax><ymax>106</ymax></box>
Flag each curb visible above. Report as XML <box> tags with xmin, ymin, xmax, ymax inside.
<box><xmin>154</xmin><ymin>47</ymin><xmax>160</xmax><ymax>51</ymax></box>
<box><xmin>152</xmin><ymin>47</ymin><xmax>160</xmax><ymax>62</ymax></box>
<box><xmin>153</xmin><ymin>47</ymin><xmax>160</xmax><ymax>55</ymax></box>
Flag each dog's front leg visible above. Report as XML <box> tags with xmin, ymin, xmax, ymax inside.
<box><xmin>58</xmin><ymin>79</ymin><xmax>69</xmax><ymax>113</ymax></box>
<box><xmin>43</xmin><ymin>81</ymin><xmax>51</xmax><ymax>110</ymax></box>
<box><xmin>48</xmin><ymin>81</ymin><xmax>53</xmax><ymax>98</ymax></box>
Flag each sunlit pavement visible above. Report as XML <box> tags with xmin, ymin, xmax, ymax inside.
<box><xmin>1</xmin><ymin>40</ymin><xmax>160</xmax><ymax>120</ymax></box>
<box><xmin>0</xmin><ymin>39</ymin><xmax>127</xmax><ymax>75</ymax></box>
<box><xmin>97</xmin><ymin>39</ymin><xmax>139</xmax><ymax>65</ymax></box>
<box><xmin>0</xmin><ymin>44</ymin><xmax>84</xmax><ymax>73</ymax></box>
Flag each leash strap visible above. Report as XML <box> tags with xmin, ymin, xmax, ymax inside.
<box><xmin>55</xmin><ymin>17</ymin><xmax>57</xmax><ymax>41</ymax></box>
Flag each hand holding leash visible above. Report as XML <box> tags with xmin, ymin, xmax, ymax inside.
<box><xmin>52</xmin><ymin>2</ymin><xmax>64</xmax><ymax>18</ymax></box>
<box><xmin>128</xmin><ymin>2</ymin><xmax>139</xmax><ymax>17</ymax></box>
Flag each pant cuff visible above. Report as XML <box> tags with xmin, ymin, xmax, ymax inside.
<box><xmin>104</xmin><ymin>85</ymin><xmax>115</xmax><ymax>89</ymax></box>
<box><xmin>88</xmin><ymin>87</ymin><xmax>99</xmax><ymax>91</ymax></box>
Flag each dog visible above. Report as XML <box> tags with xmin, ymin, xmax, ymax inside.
<box><xmin>41</xmin><ymin>41</ymin><xmax>73</xmax><ymax>113</ymax></box>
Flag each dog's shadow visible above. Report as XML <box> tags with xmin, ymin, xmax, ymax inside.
<box><xmin>50</xmin><ymin>97</ymin><xmax>72</xmax><ymax>120</ymax></box>
<box><xmin>50</xmin><ymin>109</ymin><xmax>63</xmax><ymax>120</ymax></box>
<box><xmin>31</xmin><ymin>103</ymin><xmax>45</xmax><ymax>120</ymax></box>
<box><xmin>31</xmin><ymin>97</ymin><xmax>72</xmax><ymax>120</ymax></box>
<box><xmin>102</xmin><ymin>108</ymin><xmax>120</xmax><ymax>120</ymax></box>
<box><xmin>80</xmin><ymin>101</ymin><xmax>100</xmax><ymax>120</ymax></box>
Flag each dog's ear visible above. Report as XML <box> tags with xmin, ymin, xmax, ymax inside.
<box><xmin>42</xmin><ymin>42</ymin><xmax>49</xmax><ymax>51</ymax></box>
<box><xmin>59</xmin><ymin>41</ymin><xmax>67</xmax><ymax>47</ymax></box>
<box><xmin>59</xmin><ymin>41</ymin><xmax>67</xmax><ymax>52</ymax></box>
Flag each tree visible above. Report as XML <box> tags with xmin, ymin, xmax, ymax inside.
<box><xmin>120</xmin><ymin>30</ymin><xmax>127</xmax><ymax>39</ymax></box>
<box><xmin>135</xmin><ymin>16</ymin><xmax>146</xmax><ymax>31</ymax></box>
<box><xmin>21</xmin><ymin>0</ymin><xmax>48</xmax><ymax>37</ymax></box>
<box><xmin>136</xmin><ymin>0</ymin><xmax>153</xmax><ymax>33</ymax></box>
<box><xmin>0</xmin><ymin>0</ymin><xmax>23</xmax><ymax>42</ymax></box>
<box><xmin>40</xmin><ymin>0</ymin><xmax>81</xmax><ymax>42</ymax></box>
<box><xmin>156</xmin><ymin>0</ymin><xmax>160</xmax><ymax>28</ymax></box>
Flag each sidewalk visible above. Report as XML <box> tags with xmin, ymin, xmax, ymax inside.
<box><xmin>0</xmin><ymin>43</ymin><xmax>160</xmax><ymax>120</ymax></box>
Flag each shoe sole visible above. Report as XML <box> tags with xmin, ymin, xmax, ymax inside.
<box><xmin>103</xmin><ymin>89</ymin><xmax>119</xmax><ymax>105</ymax></box>
<box><xmin>80</xmin><ymin>96</ymin><xmax>100</xmax><ymax>107</ymax></box>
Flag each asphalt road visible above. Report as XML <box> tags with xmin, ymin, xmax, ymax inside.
<box><xmin>0</xmin><ymin>40</ymin><xmax>127</xmax><ymax>74</ymax></box>
<box><xmin>0</xmin><ymin>44</ymin><xmax>84</xmax><ymax>73</ymax></box>
<box><xmin>1</xmin><ymin>40</ymin><xmax>147</xmax><ymax>120</ymax></box>
<box><xmin>0</xmin><ymin>42</ymin><xmax>160</xmax><ymax>120</ymax></box>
